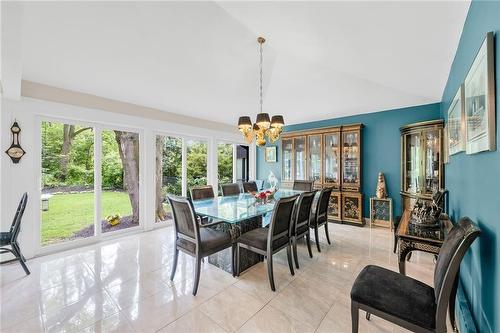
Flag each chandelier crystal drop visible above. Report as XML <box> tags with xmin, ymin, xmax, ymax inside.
<box><xmin>238</xmin><ymin>37</ymin><xmax>284</xmax><ymax>146</ymax></box>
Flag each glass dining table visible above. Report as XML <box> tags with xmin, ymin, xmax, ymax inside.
<box><xmin>191</xmin><ymin>189</ymin><xmax>304</xmax><ymax>273</ymax></box>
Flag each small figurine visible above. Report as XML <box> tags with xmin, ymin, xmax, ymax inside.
<box><xmin>376</xmin><ymin>172</ymin><xmax>387</xmax><ymax>198</ymax></box>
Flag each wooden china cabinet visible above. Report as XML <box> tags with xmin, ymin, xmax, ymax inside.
<box><xmin>281</xmin><ymin>123</ymin><xmax>364</xmax><ymax>225</ymax></box>
<box><xmin>400</xmin><ymin>120</ymin><xmax>445</xmax><ymax>212</ymax></box>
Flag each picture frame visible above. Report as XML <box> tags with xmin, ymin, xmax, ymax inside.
<box><xmin>443</xmin><ymin>124</ymin><xmax>450</xmax><ymax>164</ymax></box>
<box><xmin>447</xmin><ymin>85</ymin><xmax>465</xmax><ymax>155</ymax></box>
<box><xmin>464</xmin><ymin>31</ymin><xmax>496</xmax><ymax>154</ymax></box>
<box><xmin>265</xmin><ymin>146</ymin><xmax>277</xmax><ymax>163</ymax></box>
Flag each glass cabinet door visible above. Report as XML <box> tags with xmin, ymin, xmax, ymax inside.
<box><xmin>342</xmin><ymin>131</ymin><xmax>360</xmax><ymax>187</ymax></box>
<box><xmin>308</xmin><ymin>135</ymin><xmax>322</xmax><ymax>184</ymax></box>
<box><xmin>405</xmin><ymin>133</ymin><xmax>422</xmax><ymax>193</ymax></box>
<box><xmin>282</xmin><ymin>138</ymin><xmax>293</xmax><ymax>181</ymax></box>
<box><xmin>424</xmin><ymin>129</ymin><xmax>440</xmax><ymax>193</ymax></box>
<box><xmin>294</xmin><ymin>137</ymin><xmax>306</xmax><ymax>180</ymax></box>
<box><xmin>324</xmin><ymin>133</ymin><xmax>340</xmax><ymax>186</ymax></box>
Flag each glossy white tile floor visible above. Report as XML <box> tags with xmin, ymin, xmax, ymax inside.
<box><xmin>1</xmin><ymin>223</ymin><xmax>438</xmax><ymax>333</ymax></box>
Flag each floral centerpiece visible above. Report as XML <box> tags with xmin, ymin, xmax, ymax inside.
<box><xmin>253</xmin><ymin>188</ymin><xmax>276</xmax><ymax>204</ymax></box>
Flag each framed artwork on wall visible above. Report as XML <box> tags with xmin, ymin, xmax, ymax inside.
<box><xmin>464</xmin><ymin>31</ymin><xmax>496</xmax><ymax>154</ymax></box>
<box><xmin>265</xmin><ymin>146</ymin><xmax>277</xmax><ymax>163</ymax></box>
<box><xmin>447</xmin><ymin>85</ymin><xmax>465</xmax><ymax>155</ymax></box>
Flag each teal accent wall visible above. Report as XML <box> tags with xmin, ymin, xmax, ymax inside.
<box><xmin>257</xmin><ymin>103</ymin><xmax>441</xmax><ymax>217</ymax></box>
<box><xmin>440</xmin><ymin>1</ymin><xmax>500</xmax><ymax>332</ymax></box>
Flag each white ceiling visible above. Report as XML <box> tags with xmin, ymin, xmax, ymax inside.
<box><xmin>14</xmin><ymin>1</ymin><xmax>470</xmax><ymax>126</ymax></box>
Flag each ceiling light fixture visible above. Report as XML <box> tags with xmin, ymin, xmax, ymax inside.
<box><xmin>238</xmin><ymin>37</ymin><xmax>284</xmax><ymax>146</ymax></box>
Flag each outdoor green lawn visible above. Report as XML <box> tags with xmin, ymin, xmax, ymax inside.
<box><xmin>41</xmin><ymin>191</ymin><xmax>132</xmax><ymax>245</ymax></box>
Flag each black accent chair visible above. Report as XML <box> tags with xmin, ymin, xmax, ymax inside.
<box><xmin>293</xmin><ymin>180</ymin><xmax>314</xmax><ymax>191</ymax></box>
<box><xmin>350</xmin><ymin>217</ymin><xmax>481</xmax><ymax>333</ymax></box>
<box><xmin>221</xmin><ymin>183</ymin><xmax>241</xmax><ymax>196</ymax></box>
<box><xmin>168</xmin><ymin>195</ymin><xmax>233</xmax><ymax>295</ymax></box>
<box><xmin>235</xmin><ymin>195</ymin><xmax>298</xmax><ymax>291</ymax></box>
<box><xmin>291</xmin><ymin>191</ymin><xmax>316</xmax><ymax>269</ymax></box>
<box><xmin>309</xmin><ymin>187</ymin><xmax>333</xmax><ymax>252</ymax></box>
<box><xmin>242</xmin><ymin>181</ymin><xmax>258</xmax><ymax>193</ymax></box>
<box><xmin>0</xmin><ymin>193</ymin><xmax>30</xmax><ymax>275</ymax></box>
<box><xmin>190</xmin><ymin>185</ymin><xmax>215</xmax><ymax>200</ymax></box>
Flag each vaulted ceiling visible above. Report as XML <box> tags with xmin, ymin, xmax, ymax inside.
<box><xmin>5</xmin><ymin>1</ymin><xmax>470</xmax><ymax>125</ymax></box>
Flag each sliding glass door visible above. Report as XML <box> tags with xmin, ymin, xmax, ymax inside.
<box><xmin>41</xmin><ymin>121</ymin><xmax>96</xmax><ymax>246</ymax></box>
<box><xmin>155</xmin><ymin>135</ymin><xmax>182</xmax><ymax>223</ymax></box>
<box><xmin>101</xmin><ymin>129</ymin><xmax>140</xmax><ymax>233</ymax></box>
<box><xmin>40</xmin><ymin>120</ymin><xmax>141</xmax><ymax>248</ymax></box>
<box><xmin>186</xmin><ymin>139</ymin><xmax>208</xmax><ymax>193</ymax></box>
<box><xmin>217</xmin><ymin>142</ymin><xmax>234</xmax><ymax>194</ymax></box>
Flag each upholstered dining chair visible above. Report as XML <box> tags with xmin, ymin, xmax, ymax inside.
<box><xmin>291</xmin><ymin>191</ymin><xmax>316</xmax><ymax>269</ymax></box>
<box><xmin>235</xmin><ymin>195</ymin><xmax>298</xmax><ymax>291</ymax></box>
<box><xmin>168</xmin><ymin>195</ymin><xmax>233</xmax><ymax>295</ymax></box>
<box><xmin>190</xmin><ymin>185</ymin><xmax>215</xmax><ymax>200</ymax></box>
<box><xmin>221</xmin><ymin>183</ymin><xmax>241</xmax><ymax>196</ymax></box>
<box><xmin>0</xmin><ymin>192</ymin><xmax>30</xmax><ymax>275</ymax></box>
<box><xmin>309</xmin><ymin>187</ymin><xmax>333</xmax><ymax>252</ymax></box>
<box><xmin>350</xmin><ymin>217</ymin><xmax>481</xmax><ymax>333</ymax></box>
<box><xmin>242</xmin><ymin>181</ymin><xmax>258</xmax><ymax>193</ymax></box>
<box><xmin>293</xmin><ymin>180</ymin><xmax>314</xmax><ymax>191</ymax></box>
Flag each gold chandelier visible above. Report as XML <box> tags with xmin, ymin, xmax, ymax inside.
<box><xmin>238</xmin><ymin>37</ymin><xmax>284</xmax><ymax>146</ymax></box>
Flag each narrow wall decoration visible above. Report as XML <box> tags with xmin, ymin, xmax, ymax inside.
<box><xmin>447</xmin><ymin>84</ymin><xmax>466</xmax><ymax>155</ymax></box>
<box><xmin>464</xmin><ymin>31</ymin><xmax>496</xmax><ymax>154</ymax></box>
<box><xmin>5</xmin><ymin>120</ymin><xmax>26</xmax><ymax>163</ymax></box>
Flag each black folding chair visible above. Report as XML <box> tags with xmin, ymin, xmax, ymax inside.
<box><xmin>0</xmin><ymin>193</ymin><xmax>30</xmax><ymax>275</ymax></box>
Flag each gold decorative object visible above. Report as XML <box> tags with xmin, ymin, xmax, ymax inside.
<box><xmin>376</xmin><ymin>172</ymin><xmax>387</xmax><ymax>199</ymax></box>
<box><xmin>237</xmin><ymin>37</ymin><xmax>284</xmax><ymax>146</ymax></box>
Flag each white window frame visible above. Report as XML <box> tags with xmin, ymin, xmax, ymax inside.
<box><xmin>34</xmin><ymin>116</ymin><xmax>145</xmax><ymax>256</ymax></box>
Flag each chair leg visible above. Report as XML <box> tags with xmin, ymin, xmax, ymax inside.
<box><xmin>324</xmin><ymin>222</ymin><xmax>331</xmax><ymax>245</ymax></box>
<box><xmin>170</xmin><ymin>247</ymin><xmax>179</xmax><ymax>281</ymax></box>
<box><xmin>231</xmin><ymin>243</ymin><xmax>236</xmax><ymax>277</ymax></box>
<box><xmin>292</xmin><ymin>237</ymin><xmax>299</xmax><ymax>269</ymax></box>
<box><xmin>393</xmin><ymin>234</ymin><xmax>398</xmax><ymax>253</ymax></box>
<box><xmin>305</xmin><ymin>232</ymin><xmax>313</xmax><ymax>258</ymax></box>
<box><xmin>14</xmin><ymin>242</ymin><xmax>26</xmax><ymax>262</ymax></box>
<box><xmin>267</xmin><ymin>254</ymin><xmax>276</xmax><ymax>291</ymax></box>
<box><xmin>192</xmin><ymin>256</ymin><xmax>202</xmax><ymax>296</ymax></box>
<box><xmin>351</xmin><ymin>302</ymin><xmax>359</xmax><ymax>333</ymax></box>
<box><xmin>11</xmin><ymin>243</ymin><xmax>30</xmax><ymax>275</ymax></box>
<box><xmin>236</xmin><ymin>245</ymin><xmax>241</xmax><ymax>277</ymax></box>
<box><xmin>286</xmin><ymin>245</ymin><xmax>295</xmax><ymax>276</ymax></box>
<box><xmin>366</xmin><ymin>312</ymin><xmax>371</xmax><ymax>320</ymax></box>
<box><xmin>314</xmin><ymin>227</ymin><xmax>321</xmax><ymax>252</ymax></box>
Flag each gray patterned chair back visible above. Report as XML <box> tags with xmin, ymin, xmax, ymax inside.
<box><xmin>242</xmin><ymin>181</ymin><xmax>258</xmax><ymax>193</ymax></box>
<box><xmin>268</xmin><ymin>195</ymin><xmax>298</xmax><ymax>247</ymax></box>
<box><xmin>293</xmin><ymin>180</ymin><xmax>314</xmax><ymax>192</ymax></box>
<box><xmin>167</xmin><ymin>195</ymin><xmax>199</xmax><ymax>244</ymax></box>
<box><xmin>294</xmin><ymin>191</ymin><xmax>316</xmax><ymax>235</ymax></box>
<box><xmin>315</xmin><ymin>187</ymin><xmax>332</xmax><ymax>223</ymax></box>
<box><xmin>190</xmin><ymin>185</ymin><xmax>215</xmax><ymax>201</ymax></box>
<box><xmin>433</xmin><ymin>217</ymin><xmax>480</xmax><ymax>329</ymax></box>
<box><xmin>221</xmin><ymin>183</ymin><xmax>241</xmax><ymax>196</ymax></box>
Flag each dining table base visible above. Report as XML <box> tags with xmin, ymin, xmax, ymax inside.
<box><xmin>208</xmin><ymin>216</ymin><xmax>264</xmax><ymax>274</ymax></box>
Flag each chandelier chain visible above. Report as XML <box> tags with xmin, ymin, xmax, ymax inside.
<box><xmin>259</xmin><ymin>40</ymin><xmax>263</xmax><ymax>114</ymax></box>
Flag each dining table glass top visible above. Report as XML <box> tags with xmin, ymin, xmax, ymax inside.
<box><xmin>191</xmin><ymin>189</ymin><xmax>304</xmax><ymax>224</ymax></box>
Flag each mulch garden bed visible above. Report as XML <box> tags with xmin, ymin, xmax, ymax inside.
<box><xmin>71</xmin><ymin>215</ymin><xmax>139</xmax><ymax>239</ymax></box>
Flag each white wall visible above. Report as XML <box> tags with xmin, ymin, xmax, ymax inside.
<box><xmin>0</xmin><ymin>96</ymin><xmax>255</xmax><ymax>259</ymax></box>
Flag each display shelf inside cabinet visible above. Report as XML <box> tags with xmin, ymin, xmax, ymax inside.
<box><xmin>281</xmin><ymin>123</ymin><xmax>364</xmax><ymax>226</ymax></box>
<box><xmin>400</xmin><ymin>120</ymin><xmax>444</xmax><ymax>213</ymax></box>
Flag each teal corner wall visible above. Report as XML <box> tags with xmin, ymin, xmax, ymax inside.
<box><xmin>257</xmin><ymin>103</ymin><xmax>441</xmax><ymax>217</ymax></box>
<box><xmin>440</xmin><ymin>1</ymin><xmax>500</xmax><ymax>332</ymax></box>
